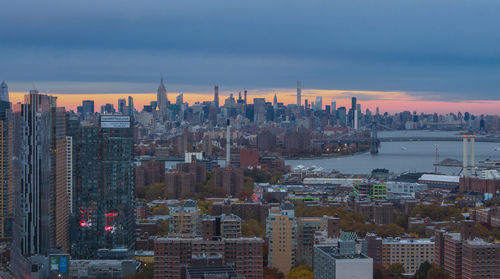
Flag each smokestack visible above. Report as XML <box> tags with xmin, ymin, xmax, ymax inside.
<box><xmin>470</xmin><ymin>136</ymin><xmax>475</xmax><ymax>176</ymax></box>
<box><xmin>226</xmin><ymin>119</ymin><xmax>231</xmax><ymax>168</ymax></box>
<box><xmin>463</xmin><ymin>136</ymin><xmax>468</xmax><ymax>177</ymax></box>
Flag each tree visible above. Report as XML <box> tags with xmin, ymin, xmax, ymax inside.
<box><xmin>425</xmin><ymin>265</ymin><xmax>450</xmax><ymax>279</ymax></box>
<box><xmin>387</xmin><ymin>263</ymin><xmax>405</xmax><ymax>279</ymax></box>
<box><xmin>264</xmin><ymin>267</ymin><xmax>285</xmax><ymax>279</ymax></box>
<box><xmin>151</xmin><ymin>204</ymin><xmax>169</xmax><ymax>215</ymax></box>
<box><xmin>242</xmin><ymin>219</ymin><xmax>266</xmax><ymax>238</ymax></box>
<box><xmin>286</xmin><ymin>265</ymin><xmax>313</xmax><ymax>279</ymax></box>
<box><xmin>158</xmin><ymin>220</ymin><xmax>169</xmax><ymax>236</ymax></box>
<box><xmin>145</xmin><ymin>183</ymin><xmax>165</xmax><ymax>201</ymax></box>
<box><xmin>414</xmin><ymin>261</ymin><xmax>432</xmax><ymax>279</ymax></box>
<box><xmin>475</xmin><ymin>223</ymin><xmax>492</xmax><ymax>239</ymax></box>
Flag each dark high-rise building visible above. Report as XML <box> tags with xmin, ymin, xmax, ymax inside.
<box><xmin>71</xmin><ymin>115</ymin><xmax>135</xmax><ymax>259</ymax></box>
<box><xmin>82</xmin><ymin>100</ymin><xmax>94</xmax><ymax>115</ymax></box>
<box><xmin>11</xmin><ymin>91</ymin><xmax>70</xmax><ymax>278</ymax></box>
<box><xmin>128</xmin><ymin>96</ymin><xmax>134</xmax><ymax>116</ymax></box>
<box><xmin>0</xmin><ymin>100</ymin><xmax>11</xmax><ymax>241</ymax></box>
<box><xmin>337</xmin><ymin>107</ymin><xmax>347</xmax><ymax>126</ymax></box>
<box><xmin>118</xmin><ymin>98</ymin><xmax>126</xmax><ymax>114</ymax></box>
<box><xmin>214</xmin><ymin>85</ymin><xmax>219</xmax><ymax>108</ymax></box>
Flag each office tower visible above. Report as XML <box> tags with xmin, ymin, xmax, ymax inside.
<box><xmin>351</xmin><ymin>97</ymin><xmax>357</xmax><ymax>128</ymax></box>
<box><xmin>253</xmin><ymin>98</ymin><xmax>266</xmax><ymax>123</ymax></box>
<box><xmin>0</xmin><ymin>100</ymin><xmax>11</xmax><ymax>241</ymax></box>
<box><xmin>273</xmin><ymin>92</ymin><xmax>278</xmax><ymax>110</ymax></box>
<box><xmin>157</xmin><ymin>77</ymin><xmax>168</xmax><ymax>116</ymax></box>
<box><xmin>314</xmin><ymin>96</ymin><xmax>323</xmax><ymax>111</ymax></box>
<box><xmin>11</xmin><ymin>91</ymin><xmax>69</xmax><ymax>275</ymax></box>
<box><xmin>214</xmin><ymin>85</ymin><xmax>219</xmax><ymax>108</ymax></box>
<box><xmin>82</xmin><ymin>100</ymin><xmax>94</xmax><ymax>115</ymax></box>
<box><xmin>0</xmin><ymin>81</ymin><xmax>9</xmax><ymax>102</ymax></box>
<box><xmin>337</xmin><ymin>107</ymin><xmax>347</xmax><ymax>126</ymax></box>
<box><xmin>297</xmin><ymin>81</ymin><xmax>302</xmax><ymax>107</ymax></box>
<box><xmin>176</xmin><ymin>92</ymin><xmax>183</xmax><ymax>106</ymax></box>
<box><xmin>266</xmin><ymin>203</ymin><xmax>297</xmax><ymax>274</ymax></box>
<box><xmin>244</xmin><ymin>89</ymin><xmax>247</xmax><ymax>104</ymax></box>
<box><xmin>71</xmin><ymin>115</ymin><xmax>135</xmax><ymax>259</ymax></box>
<box><xmin>118</xmin><ymin>98</ymin><xmax>126</xmax><ymax>114</ymax></box>
<box><xmin>331</xmin><ymin>101</ymin><xmax>336</xmax><ymax>115</ymax></box>
<box><xmin>128</xmin><ymin>96</ymin><xmax>134</xmax><ymax>116</ymax></box>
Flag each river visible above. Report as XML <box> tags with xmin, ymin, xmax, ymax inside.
<box><xmin>286</xmin><ymin>131</ymin><xmax>500</xmax><ymax>175</ymax></box>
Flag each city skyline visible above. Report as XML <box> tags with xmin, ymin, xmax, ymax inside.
<box><xmin>7</xmin><ymin>85</ymin><xmax>500</xmax><ymax>115</ymax></box>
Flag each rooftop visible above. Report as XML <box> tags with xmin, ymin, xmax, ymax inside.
<box><xmin>418</xmin><ymin>174</ymin><xmax>460</xmax><ymax>183</ymax></box>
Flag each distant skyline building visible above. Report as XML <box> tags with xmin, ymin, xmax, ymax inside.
<box><xmin>331</xmin><ymin>100</ymin><xmax>336</xmax><ymax>115</ymax></box>
<box><xmin>297</xmin><ymin>81</ymin><xmax>302</xmax><ymax>107</ymax></box>
<box><xmin>351</xmin><ymin>97</ymin><xmax>357</xmax><ymax>129</ymax></box>
<box><xmin>128</xmin><ymin>96</ymin><xmax>134</xmax><ymax>116</ymax></box>
<box><xmin>0</xmin><ymin>81</ymin><xmax>9</xmax><ymax>102</ymax></box>
<box><xmin>118</xmin><ymin>98</ymin><xmax>126</xmax><ymax>114</ymax></box>
<box><xmin>214</xmin><ymin>85</ymin><xmax>219</xmax><ymax>108</ymax></box>
<box><xmin>314</xmin><ymin>96</ymin><xmax>323</xmax><ymax>111</ymax></box>
<box><xmin>82</xmin><ymin>100</ymin><xmax>94</xmax><ymax>115</ymax></box>
<box><xmin>157</xmin><ymin>77</ymin><xmax>168</xmax><ymax>116</ymax></box>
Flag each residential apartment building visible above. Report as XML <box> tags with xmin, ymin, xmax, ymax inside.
<box><xmin>266</xmin><ymin>203</ymin><xmax>297</xmax><ymax>275</ymax></box>
<box><xmin>297</xmin><ymin>216</ymin><xmax>340</xmax><ymax>266</ymax></box>
<box><xmin>381</xmin><ymin>238</ymin><xmax>434</xmax><ymax>274</ymax></box>
<box><xmin>169</xmin><ymin>200</ymin><xmax>200</xmax><ymax>236</ymax></box>
<box><xmin>313</xmin><ymin>232</ymin><xmax>372</xmax><ymax>279</ymax></box>
<box><xmin>154</xmin><ymin>237</ymin><xmax>263</xmax><ymax>279</ymax></box>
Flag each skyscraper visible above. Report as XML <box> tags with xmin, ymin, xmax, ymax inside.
<box><xmin>82</xmin><ymin>100</ymin><xmax>94</xmax><ymax>115</ymax></box>
<box><xmin>0</xmin><ymin>100</ymin><xmax>11</xmax><ymax>241</ymax></box>
<box><xmin>118</xmin><ymin>98</ymin><xmax>126</xmax><ymax>114</ymax></box>
<box><xmin>11</xmin><ymin>91</ymin><xmax>69</xmax><ymax>276</ymax></box>
<box><xmin>331</xmin><ymin>101</ymin><xmax>336</xmax><ymax>115</ymax></box>
<box><xmin>297</xmin><ymin>81</ymin><xmax>302</xmax><ymax>107</ymax></box>
<box><xmin>314</xmin><ymin>96</ymin><xmax>323</xmax><ymax>111</ymax></box>
<box><xmin>128</xmin><ymin>96</ymin><xmax>134</xmax><ymax>116</ymax></box>
<box><xmin>157</xmin><ymin>77</ymin><xmax>168</xmax><ymax>116</ymax></box>
<box><xmin>351</xmin><ymin>97</ymin><xmax>357</xmax><ymax>128</ymax></box>
<box><xmin>214</xmin><ymin>85</ymin><xmax>219</xmax><ymax>108</ymax></box>
<box><xmin>0</xmin><ymin>81</ymin><xmax>9</xmax><ymax>102</ymax></box>
<box><xmin>71</xmin><ymin>115</ymin><xmax>135</xmax><ymax>259</ymax></box>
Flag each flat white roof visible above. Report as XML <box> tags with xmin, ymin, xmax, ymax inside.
<box><xmin>418</xmin><ymin>174</ymin><xmax>459</xmax><ymax>183</ymax></box>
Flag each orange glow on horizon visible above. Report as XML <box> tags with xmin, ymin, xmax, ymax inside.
<box><xmin>9</xmin><ymin>90</ymin><xmax>500</xmax><ymax>115</ymax></box>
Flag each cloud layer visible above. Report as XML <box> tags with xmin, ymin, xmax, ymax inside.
<box><xmin>1</xmin><ymin>0</ymin><xmax>500</xmax><ymax>100</ymax></box>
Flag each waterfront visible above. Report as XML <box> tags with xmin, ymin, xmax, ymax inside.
<box><xmin>286</xmin><ymin>131</ymin><xmax>500</xmax><ymax>175</ymax></box>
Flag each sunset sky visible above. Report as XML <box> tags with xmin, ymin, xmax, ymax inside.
<box><xmin>1</xmin><ymin>0</ymin><xmax>500</xmax><ymax>114</ymax></box>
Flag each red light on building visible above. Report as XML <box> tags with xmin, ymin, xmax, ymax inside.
<box><xmin>80</xmin><ymin>221</ymin><xmax>87</xmax><ymax>227</ymax></box>
<box><xmin>105</xmin><ymin>212</ymin><xmax>118</xmax><ymax>217</ymax></box>
<box><xmin>105</xmin><ymin>226</ymin><xmax>113</xmax><ymax>232</ymax></box>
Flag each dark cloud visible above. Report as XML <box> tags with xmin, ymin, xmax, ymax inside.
<box><xmin>1</xmin><ymin>0</ymin><xmax>499</xmax><ymax>100</ymax></box>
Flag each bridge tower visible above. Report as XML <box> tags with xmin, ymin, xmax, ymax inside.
<box><xmin>370</xmin><ymin>122</ymin><xmax>380</xmax><ymax>154</ymax></box>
